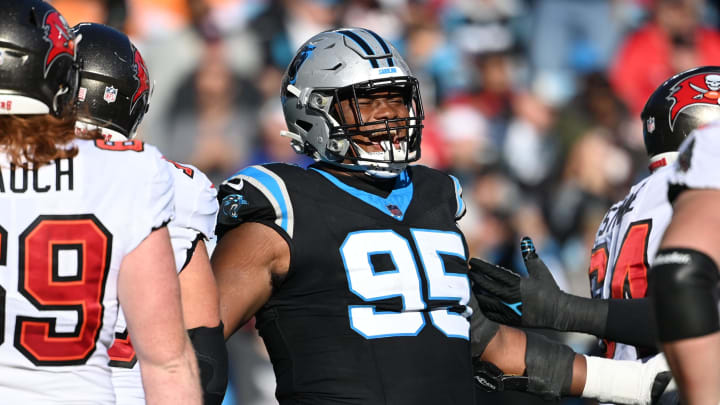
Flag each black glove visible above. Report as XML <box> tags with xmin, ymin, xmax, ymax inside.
<box><xmin>470</xmin><ymin>237</ymin><xmax>605</xmax><ymax>333</ymax></box>
<box><xmin>472</xmin><ymin>357</ymin><xmax>529</xmax><ymax>393</ymax></box>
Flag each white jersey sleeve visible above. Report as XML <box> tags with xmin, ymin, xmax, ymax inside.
<box><xmin>0</xmin><ymin>139</ymin><xmax>174</xmax><ymax>404</ymax></box>
<box><xmin>165</xmin><ymin>159</ymin><xmax>218</xmax><ymax>272</ymax></box>
<box><xmin>111</xmin><ymin>160</ymin><xmax>217</xmax><ymax>405</ymax></box>
<box><xmin>667</xmin><ymin>121</ymin><xmax>720</xmax><ymax>194</ymax></box>
<box><xmin>126</xmin><ymin>147</ymin><xmax>175</xmax><ymax>254</ymax></box>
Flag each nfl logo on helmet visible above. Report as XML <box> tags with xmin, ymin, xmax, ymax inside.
<box><xmin>104</xmin><ymin>86</ymin><xmax>117</xmax><ymax>103</ymax></box>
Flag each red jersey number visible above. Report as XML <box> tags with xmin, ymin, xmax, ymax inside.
<box><xmin>94</xmin><ymin>139</ymin><xmax>144</xmax><ymax>152</ymax></box>
<box><xmin>108</xmin><ymin>328</ymin><xmax>137</xmax><ymax>368</ymax></box>
<box><xmin>163</xmin><ymin>157</ymin><xmax>194</xmax><ymax>178</ymax></box>
<box><xmin>588</xmin><ymin>220</ymin><xmax>651</xmax><ymax>358</ymax></box>
<box><xmin>1</xmin><ymin>215</ymin><xmax>112</xmax><ymax>365</ymax></box>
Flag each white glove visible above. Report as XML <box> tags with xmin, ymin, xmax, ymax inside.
<box><xmin>582</xmin><ymin>354</ymin><xmax>674</xmax><ymax>405</ymax></box>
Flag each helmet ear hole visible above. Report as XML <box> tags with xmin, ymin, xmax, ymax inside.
<box><xmin>296</xmin><ymin>120</ymin><xmax>313</xmax><ymax>132</ymax></box>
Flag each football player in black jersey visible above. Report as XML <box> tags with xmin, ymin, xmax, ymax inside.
<box><xmin>212</xmin><ymin>28</ymin><xmax>669</xmax><ymax>405</ymax></box>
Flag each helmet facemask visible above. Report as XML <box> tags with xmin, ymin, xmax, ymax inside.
<box><xmin>323</xmin><ymin>76</ymin><xmax>424</xmax><ymax>176</ymax></box>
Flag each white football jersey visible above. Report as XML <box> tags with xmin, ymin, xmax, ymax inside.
<box><xmin>667</xmin><ymin>121</ymin><xmax>720</xmax><ymax>193</ymax></box>
<box><xmin>0</xmin><ymin>139</ymin><xmax>174</xmax><ymax>404</ymax></box>
<box><xmin>590</xmin><ymin>165</ymin><xmax>674</xmax><ymax>361</ymax></box>
<box><xmin>110</xmin><ymin>161</ymin><xmax>218</xmax><ymax>404</ymax></box>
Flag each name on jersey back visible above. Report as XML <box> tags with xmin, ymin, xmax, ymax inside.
<box><xmin>0</xmin><ymin>158</ymin><xmax>73</xmax><ymax>194</ymax></box>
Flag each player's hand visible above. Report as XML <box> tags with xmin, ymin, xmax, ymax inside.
<box><xmin>469</xmin><ymin>237</ymin><xmax>569</xmax><ymax>330</ymax></box>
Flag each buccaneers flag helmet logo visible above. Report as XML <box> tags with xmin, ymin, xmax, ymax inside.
<box><xmin>131</xmin><ymin>46</ymin><xmax>150</xmax><ymax>113</ymax></box>
<box><xmin>42</xmin><ymin>11</ymin><xmax>75</xmax><ymax>78</ymax></box>
<box><xmin>666</xmin><ymin>72</ymin><xmax>720</xmax><ymax>129</ymax></box>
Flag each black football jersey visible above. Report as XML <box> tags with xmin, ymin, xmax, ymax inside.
<box><xmin>217</xmin><ymin>163</ymin><xmax>473</xmax><ymax>405</ymax></box>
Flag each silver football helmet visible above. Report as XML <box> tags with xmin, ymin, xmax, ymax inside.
<box><xmin>280</xmin><ymin>28</ymin><xmax>424</xmax><ymax>177</ymax></box>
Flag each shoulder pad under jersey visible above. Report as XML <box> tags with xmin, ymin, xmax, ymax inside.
<box><xmin>216</xmin><ymin>164</ymin><xmax>295</xmax><ymax>240</ymax></box>
<box><xmin>667</xmin><ymin>122</ymin><xmax>720</xmax><ymax>202</ymax></box>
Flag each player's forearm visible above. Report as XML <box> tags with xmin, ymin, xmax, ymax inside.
<box><xmin>479</xmin><ymin>325</ymin><xmax>526</xmax><ymax>375</ymax></box>
<box><xmin>554</xmin><ymin>295</ymin><xmax>657</xmax><ymax>347</ymax></box>
<box><xmin>662</xmin><ymin>332</ymin><xmax>720</xmax><ymax>405</ymax></box>
<box><xmin>476</xmin><ymin>326</ymin><xmax>669</xmax><ymax>404</ymax></box>
<box><xmin>524</xmin><ymin>292</ymin><xmax>657</xmax><ymax>348</ymax></box>
<box><xmin>478</xmin><ymin>326</ymin><xmax>575</xmax><ymax>400</ymax></box>
<box><xmin>188</xmin><ymin>322</ymin><xmax>228</xmax><ymax>405</ymax></box>
<box><xmin>569</xmin><ymin>354</ymin><xmax>586</xmax><ymax>396</ymax></box>
<box><xmin>604</xmin><ymin>298</ymin><xmax>656</xmax><ymax>347</ymax></box>
<box><xmin>140</xmin><ymin>336</ymin><xmax>202</xmax><ymax>405</ymax></box>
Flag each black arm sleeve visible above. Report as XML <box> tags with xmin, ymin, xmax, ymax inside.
<box><xmin>560</xmin><ymin>295</ymin><xmax>658</xmax><ymax>349</ymax></box>
<box><xmin>604</xmin><ymin>298</ymin><xmax>657</xmax><ymax>348</ymax></box>
<box><xmin>188</xmin><ymin>323</ymin><xmax>228</xmax><ymax>405</ymax></box>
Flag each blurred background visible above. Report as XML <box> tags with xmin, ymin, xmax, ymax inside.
<box><xmin>50</xmin><ymin>0</ymin><xmax>720</xmax><ymax>403</ymax></box>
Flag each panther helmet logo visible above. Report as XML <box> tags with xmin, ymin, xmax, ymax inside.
<box><xmin>287</xmin><ymin>43</ymin><xmax>316</xmax><ymax>85</ymax></box>
<box><xmin>667</xmin><ymin>72</ymin><xmax>720</xmax><ymax>129</ymax></box>
<box><xmin>42</xmin><ymin>10</ymin><xmax>75</xmax><ymax>78</ymax></box>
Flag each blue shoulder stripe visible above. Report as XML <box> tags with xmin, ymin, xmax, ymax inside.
<box><xmin>234</xmin><ymin>166</ymin><xmax>294</xmax><ymax>238</ymax></box>
<box><xmin>449</xmin><ymin>174</ymin><xmax>465</xmax><ymax>220</ymax></box>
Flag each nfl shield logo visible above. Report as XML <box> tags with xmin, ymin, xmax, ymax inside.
<box><xmin>104</xmin><ymin>86</ymin><xmax>118</xmax><ymax>103</ymax></box>
<box><xmin>387</xmin><ymin>204</ymin><xmax>403</xmax><ymax>218</ymax></box>
<box><xmin>646</xmin><ymin>116</ymin><xmax>655</xmax><ymax>133</ymax></box>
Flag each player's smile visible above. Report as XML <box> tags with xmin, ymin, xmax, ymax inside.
<box><xmin>336</xmin><ymin>89</ymin><xmax>410</xmax><ymax>154</ymax></box>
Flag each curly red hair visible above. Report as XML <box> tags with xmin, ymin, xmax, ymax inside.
<box><xmin>0</xmin><ymin>113</ymin><xmax>99</xmax><ymax>168</ymax></box>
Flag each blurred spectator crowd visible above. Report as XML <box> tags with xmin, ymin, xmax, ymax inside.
<box><xmin>49</xmin><ymin>0</ymin><xmax>720</xmax><ymax>404</ymax></box>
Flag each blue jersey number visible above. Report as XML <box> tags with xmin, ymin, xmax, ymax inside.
<box><xmin>340</xmin><ymin>229</ymin><xmax>470</xmax><ymax>339</ymax></box>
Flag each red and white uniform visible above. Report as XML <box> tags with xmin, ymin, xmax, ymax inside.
<box><xmin>589</xmin><ymin>165</ymin><xmax>674</xmax><ymax>361</ymax></box>
<box><xmin>666</xmin><ymin>121</ymin><xmax>720</xmax><ymax>192</ymax></box>
<box><xmin>0</xmin><ymin>139</ymin><xmax>173</xmax><ymax>404</ymax></box>
<box><xmin>110</xmin><ymin>161</ymin><xmax>217</xmax><ymax>405</ymax></box>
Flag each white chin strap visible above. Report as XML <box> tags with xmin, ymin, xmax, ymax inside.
<box><xmin>75</xmin><ymin>121</ymin><xmax>128</xmax><ymax>141</ymax></box>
